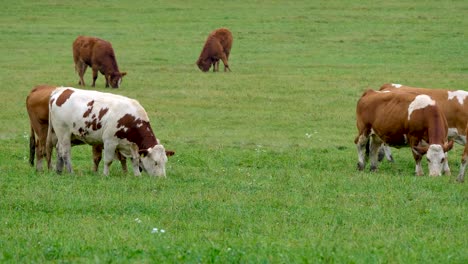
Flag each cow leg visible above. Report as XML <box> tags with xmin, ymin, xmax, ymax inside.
<box><xmin>29</xmin><ymin>127</ymin><xmax>35</xmax><ymax>167</ymax></box>
<box><xmin>220</xmin><ymin>53</ymin><xmax>230</xmax><ymax>72</ymax></box>
<box><xmin>56</xmin><ymin>136</ymin><xmax>73</xmax><ymax>174</ymax></box>
<box><xmin>105</xmin><ymin>75</ymin><xmax>110</xmax><ymax>88</ymax></box>
<box><xmin>91</xmin><ymin>67</ymin><xmax>98</xmax><ymax>87</ymax></box>
<box><xmin>457</xmin><ymin>145</ymin><xmax>468</xmax><ymax>183</ymax></box>
<box><xmin>102</xmin><ymin>142</ymin><xmax>118</xmax><ymax>176</ymax></box>
<box><xmin>412</xmin><ymin>151</ymin><xmax>424</xmax><ymax>176</ymax></box>
<box><xmin>443</xmin><ymin>152</ymin><xmax>451</xmax><ymax>176</ymax></box>
<box><xmin>355</xmin><ymin>134</ymin><xmax>369</xmax><ymax>170</ymax></box>
<box><xmin>369</xmin><ymin>134</ymin><xmax>383</xmax><ymax>172</ymax></box>
<box><xmin>92</xmin><ymin>145</ymin><xmax>103</xmax><ymax>172</ymax></box>
<box><xmin>78</xmin><ymin>63</ymin><xmax>87</xmax><ymax>86</ymax></box>
<box><xmin>131</xmin><ymin>156</ymin><xmax>141</xmax><ymax>176</ymax></box>
<box><xmin>116</xmin><ymin>152</ymin><xmax>128</xmax><ymax>173</ymax></box>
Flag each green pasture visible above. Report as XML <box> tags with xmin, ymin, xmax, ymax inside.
<box><xmin>1</xmin><ymin>0</ymin><xmax>467</xmax><ymax>262</ymax></box>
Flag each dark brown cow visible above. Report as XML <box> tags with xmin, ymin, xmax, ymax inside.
<box><xmin>380</xmin><ymin>83</ymin><xmax>468</xmax><ymax>182</ymax></box>
<box><xmin>355</xmin><ymin>89</ymin><xmax>453</xmax><ymax>176</ymax></box>
<box><xmin>26</xmin><ymin>85</ymin><xmax>127</xmax><ymax>172</ymax></box>
<box><xmin>196</xmin><ymin>28</ymin><xmax>233</xmax><ymax>72</ymax></box>
<box><xmin>73</xmin><ymin>36</ymin><xmax>126</xmax><ymax>88</ymax></box>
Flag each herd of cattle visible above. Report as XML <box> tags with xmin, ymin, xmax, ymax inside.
<box><xmin>356</xmin><ymin>83</ymin><xmax>468</xmax><ymax>183</ymax></box>
<box><xmin>26</xmin><ymin>28</ymin><xmax>231</xmax><ymax>177</ymax></box>
<box><xmin>23</xmin><ymin>27</ymin><xmax>465</xmax><ymax>183</ymax></box>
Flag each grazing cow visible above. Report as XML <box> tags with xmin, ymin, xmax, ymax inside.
<box><xmin>73</xmin><ymin>36</ymin><xmax>126</xmax><ymax>88</ymax></box>
<box><xmin>26</xmin><ymin>85</ymin><xmax>127</xmax><ymax>172</ymax></box>
<box><xmin>355</xmin><ymin>89</ymin><xmax>453</xmax><ymax>176</ymax></box>
<box><xmin>47</xmin><ymin>87</ymin><xmax>174</xmax><ymax>176</ymax></box>
<box><xmin>380</xmin><ymin>83</ymin><xmax>468</xmax><ymax>182</ymax></box>
<box><xmin>196</xmin><ymin>28</ymin><xmax>233</xmax><ymax>72</ymax></box>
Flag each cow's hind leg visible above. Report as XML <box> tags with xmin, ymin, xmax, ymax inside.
<box><xmin>369</xmin><ymin>134</ymin><xmax>384</xmax><ymax>171</ymax></box>
<box><xmin>29</xmin><ymin>128</ymin><xmax>35</xmax><ymax>167</ymax></box>
<box><xmin>76</xmin><ymin>61</ymin><xmax>87</xmax><ymax>86</ymax></box>
<box><xmin>58</xmin><ymin>138</ymin><xmax>73</xmax><ymax>174</ymax></box>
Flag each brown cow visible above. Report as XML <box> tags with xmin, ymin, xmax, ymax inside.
<box><xmin>380</xmin><ymin>83</ymin><xmax>468</xmax><ymax>182</ymax></box>
<box><xmin>73</xmin><ymin>36</ymin><xmax>126</xmax><ymax>88</ymax></box>
<box><xmin>26</xmin><ymin>85</ymin><xmax>127</xmax><ymax>172</ymax></box>
<box><xmin>196</xmin><ymin>28</ymin><xmax>233</xmax><ymax>72</ymax></box>
<box><xmin>355</xmin><ymin>89</ymin><xmax>453</xmax><ymax>176</ymax></box>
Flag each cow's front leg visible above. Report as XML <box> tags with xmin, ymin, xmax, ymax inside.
<box><xmin>369</xmin><ymin>134</ymin><xmax>383</xmax><ymax>172</ymax></box>
<box><xmin>355</xmin><ymin>134</ymin><xmax>369</xmax><ymax>171</ymax></box>
<box><xmin>413</xmin><ymin>153</ymin><xmax>424</xmax><ymax>176</ymax></box>
<box><xmin>443</xmin><ymin>152</ymin><xmax>451</xmax><ymax>176</ymax></box>
<box><xmin>131</xmin><ymin>157</ymin><xmax>141</xmax><ymax>176</ymax></box>
<box><xmin>91</xmin><ymin>67</ymin><xmax>98</xmax><ymax>87</ymax></box>
<box><xmin>457</xmin><ymin>146</ymin><xmax>468</xmax><ymax>182</ymax></box>
<box><xmin>102</xmin><ymin>143</ymin><xmax>117</xmax><ymax>176</ymax></box>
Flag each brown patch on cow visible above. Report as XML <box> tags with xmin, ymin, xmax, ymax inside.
<box><xmin>98</xmin><ymin>108</ymin><xmax>109</xmax><ymax>120</ymax></box>
<box><xmin>115</xmin><ymin>114</ymin><xmax>158</xmax><ymax>150</ymax></box>
<box><xmin>55</xmin><ymin>89</ymin><xmax>75</xmax><ymax>107</ymax></box>
<box><xmin>83</xmin><ymin>100</ymin><xmax>94</xmax><ymax>118</ymax></box>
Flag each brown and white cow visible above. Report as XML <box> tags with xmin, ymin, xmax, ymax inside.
<box><xmin>47</xmin><ymin>87</ymin><xmax>174</xmax><ymax>176</ymax></box>
<box><xmin>380</xmin><ymin>83</ymin><xmax>468</xmax><ymax>182</ymax></box>
<box><xmin>196</xmin><ymin>28</ymin><xmax>233</xmax><ymax>72</ymax></box>
<box><xmin>73</xmin><ymin>36</ymin><xmax>126</xmax><ymax>88</ymax></box>
<box><xmin>26</xmin><ymin>85</ymin><xmax>127</xmax><ymax>172</ymax></box>
<box><xmin>355</xmin><ymin>89</ymin><xmax>453</xmax><ymax>176</ymax></box>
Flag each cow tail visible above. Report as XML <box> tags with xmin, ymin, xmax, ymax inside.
<box><xmin>46</xmin><ymin>105</ymin><xmax>54</xmax><ymax>171</ymax></box>
<box><xmin>29</xmin><ymin>125</ymin><xmax>35</xmax><ymax>167</ymax></box>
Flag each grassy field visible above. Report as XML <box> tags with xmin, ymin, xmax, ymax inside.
<box><xmin>1</xmin><ymin>0</ymin><xmax>467</xmax><ymax>262</ymax></box>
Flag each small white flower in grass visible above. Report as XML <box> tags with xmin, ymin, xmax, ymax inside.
<box><xmin>135</xmin><ymin>218</ymin><xmax>142</xmax><ymax>224</ymax></box>
<box><xmin>160</xmin><ymin>229</ymin><xmax>165</xmax><ymax>233</ymax></box>
<box><xmin>151</xmin><ymin>228</ymin><xmax>158</xmax><ymax>233</ymax></box>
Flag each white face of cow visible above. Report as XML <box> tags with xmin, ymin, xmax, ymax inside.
<box><xmin>140</xmin><ymin>145</ymin><xmax>168</xmax><ymax>177</ymax></box>
<box><xmin>426</xmin><ymin>144</ymin><xmax>446</xmax><ymax>176</ymax></box>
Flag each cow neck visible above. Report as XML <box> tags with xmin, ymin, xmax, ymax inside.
<box><xmin>427</xmin><ymin>110</ymin><xmax>446</xmax><ymax>145</ymax></box>
<box><xmin>115</xmin><ymin>114</ymin><xmax>158</xmax><ymax>150</ymax></box>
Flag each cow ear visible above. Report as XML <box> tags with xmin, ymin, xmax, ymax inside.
<box><xmin>444</xmin><ymin>140</ymin><xmax>454</xmax><ymax>152</ymax></box>
<box><xmin>412</xmin><ymin>146</ymin><xmax>428</xmax><ymax>156</ymax></box>
<box><xmin>139</xmin><ymin>149</ymin><xmax>149</xmax><ymax>157</ymax></box>
<box><xmin>165</xmin><ymin>150</ymin><xmax>175</xmax><ymax>157</ymax></box>
<box><xmin>121</xmin><ymin>72</ymin><xmax>127</xmax><ymax>77</ymax></box>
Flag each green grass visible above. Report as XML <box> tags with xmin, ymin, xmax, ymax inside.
<box><xmin>1</xmin><ymin>0</ymin><xmax>467</xmax><ymax>262</ymax></box>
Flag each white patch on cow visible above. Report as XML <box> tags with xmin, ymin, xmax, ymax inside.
<box><xmin>407</xmin><ymin>95</ymin><xmax>435</xmax><ymax>120</ymax></box>
<box><xmin>391</xmin><ymin>83</ymin><xmax>402</xmax><ymax>88</ymax></box>
<box><xmin>136</xmin><ymin>123</ymin><xmax>143</xmax><ymax>128</ymax></box>
<box><xmin>447</xmin><ymin>90</ymin><xmax>468</xmax><ymax>105</ymax></box>
<box><xmin>377</xmin><ymin>90</ymin><xmax>390</xmax><ymax>93</ymax></box>
<box><xmin>118</xmin><ymin>78</ymin><xmax>122</xmax><ymax>88</ymax></box>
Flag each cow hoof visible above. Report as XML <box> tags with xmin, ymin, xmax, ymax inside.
<box><xmin>357</xmin><ymin>163</ymin><xmax>365</xmax><ymax>171</ymax></box>
<box><xmin>370</xmin><ymin>165</ymin><xmax>377</xmax><ymax>172</ymax></box>
<box><xmin>456</xmin><ymin>176</ymin><xmax>465</xmax><ymax>183</ymax></box>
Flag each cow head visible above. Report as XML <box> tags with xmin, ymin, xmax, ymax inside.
<box><xmin>139</xmin><ymin>145</ymin><xmax>172</xmax><ymax>177</ymax></box>
<box><xmin>109</xmin><ymin>72</ymin><xmax>127</xmax><ymax>88</ymax></box>
<box><xmin>413</xmin><ymin>141</ymin><xmax>454</xmax><ymax>176</ymax></box>
<box><xmin>196</xmin><ymin>58</ymin><xmax>211</xmax><ymax>72</ymax></box>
